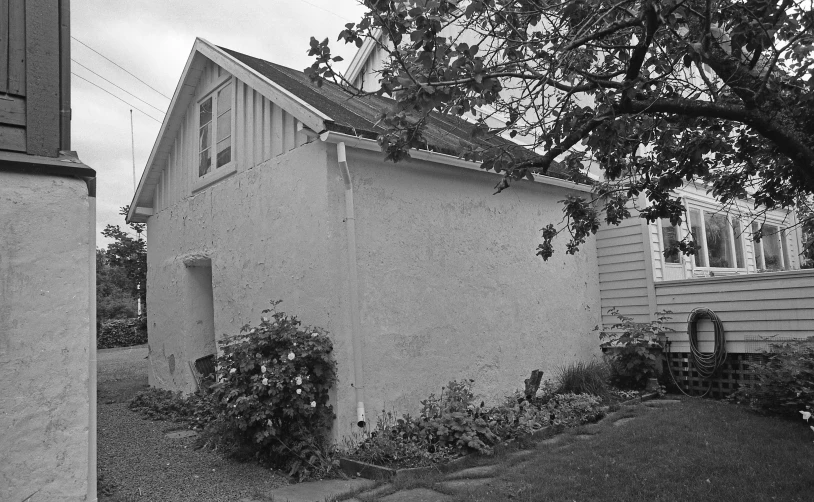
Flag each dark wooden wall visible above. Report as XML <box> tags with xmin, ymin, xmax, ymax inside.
<box><xmin>0</xmin><ymin>0</ymin><xmax>65</xmax><ymax>157</ymax></box>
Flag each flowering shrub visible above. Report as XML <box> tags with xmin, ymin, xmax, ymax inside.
<box><xmin>208</xmin><ymin>301</ymin><xmax>337</xmax><ymax>479</ymax></box>
<box><xmin>600</xmin><ymin>309</ymin><xmax>673</xmax><ymax>389</ymax></box>
<box><xmin>734</xmin><ymin>341</ymin><xmax>814</xmax><ymax>418</ymax></box>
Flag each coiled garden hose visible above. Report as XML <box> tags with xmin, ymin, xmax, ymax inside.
<box><xmin>664</xmin><ymin>307</ymin><xmax>727</xmax><ymax>397</ymax></box>
<box><xmin>688</xmin><ymin>307</ymin><xmax>727</xmax><ymax>379</ymax></box>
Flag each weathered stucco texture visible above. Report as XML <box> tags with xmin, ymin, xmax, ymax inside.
<box><xmin>146</xmin><ymin>141</ymin><xmax>353</xmax><ymax>419</ymax></box>
<box><xmin>336</xmin><ymin>148</ymin><xmax>601</xmax><ymax>421</ymax></box>
<box><xmin>0</xmin><ymin>172</ymin><xmax>91</xmax><ymax>501</ymax></box>
<box><xmin>147</xmin><ymin>140</ymin><xmax>601</xmax><ymax>439</ymax></box>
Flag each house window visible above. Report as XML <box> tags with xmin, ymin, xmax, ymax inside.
<box><xmin>660</xmin><ymin>220</ymin><xmax>681</xmax><ymax>264</ymax></box>
<box><xmin>752</xmin><ymin>222</ymin><xmax>785</xmax><ymax>271</ymax></box>
<box><xmin>199</xmin><ymin>81</ymin><xmax>233</xmax><ymax>177</ymax></box>
<box><xmin>686</xmin><ymin>207</ymin><xmax>745</xmax><ymax>269</ymax></box>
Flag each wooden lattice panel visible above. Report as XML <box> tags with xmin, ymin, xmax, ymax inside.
<box><xmin>665</xmin><ymin>352</ymin><xmax>765</xmax><ymax>398</ymax></box>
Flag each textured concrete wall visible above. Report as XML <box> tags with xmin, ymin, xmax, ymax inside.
<box><xmin>0</xmin><ymin>171</ymin><xmax>91</xmax><ymax>501</ymax></box>
<box><xmin>335</xmin><ymin>148</ymin><xmax>602</xmax><ymax>423</ymax></box>
<box><xmin>145</xmin><ymin>141</ymin><xmax>352</xmax><ymax>410</ymax></box>
<box><xmin>147</xmin><ymin>141</ymin><xmax>601</xmax><ymax>439</ymax></box>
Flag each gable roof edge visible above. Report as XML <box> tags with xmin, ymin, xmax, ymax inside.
<box><xmin>343</xmin><ymin>30</ymin><xmax>381</xmax><ymax>85</ymax></box>
<box><xmin>128</xmin><ymin>38</ymin><xmax>332</xmax><ymax>223</ymax></box>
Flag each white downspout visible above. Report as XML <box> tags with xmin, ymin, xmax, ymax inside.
<box><xmin>88</xmin><ymin>193</ymin><xmax>97</xmax><ymax>501</ymax></box>
<box><xmin>336</xmin><ymin>142</ymin><xmax>366</xmax><ymax>428</ymax></box>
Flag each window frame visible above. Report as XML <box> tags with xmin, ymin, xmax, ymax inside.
<box><xmin>751</xmin><ymin>221</ymin><xmax>788</xmax><ymax>271</ymax></box>
<box><xmin>193</xmin><ymin>75</ymin><xmax>236</xmax><ymax>192</ymax></box>
<box><xmin>684</xmin><ymin>203</ymin><xmax>748</xmax><ymax>273</ymax></box>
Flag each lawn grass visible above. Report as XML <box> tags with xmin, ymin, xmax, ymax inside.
<box><xmin>449</xmin><ymin>397</ymin><xmax>814</xmax><ymax>502</ymax></box>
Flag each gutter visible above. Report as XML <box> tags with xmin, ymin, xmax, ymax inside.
<box><xmin>309</xmin><ymin>129</ymin><xmax>593</xmax><ymax>194</ymax></box>
<box><xmin>334</xmin><ymin>142</ymin><xmax>366</xmax><ymax>428</ymax></box>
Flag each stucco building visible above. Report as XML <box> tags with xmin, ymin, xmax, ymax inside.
<box><xmin>0</xmin><ymin>1</ymin><xmax>97</xmax><ymax>500</ymax></box>
<box><xmin>127</xmin><ymin>39</ymin><xmax>602</xmax><ymax>436</ymax></box>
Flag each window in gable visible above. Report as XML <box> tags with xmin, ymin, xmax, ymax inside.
<box><xmin>199</xmin><ymin>81</ymin><xmax>233</xmax><ymax>177</ymax></box>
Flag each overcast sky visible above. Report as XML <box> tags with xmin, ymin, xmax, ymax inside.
<box><xmin>71</xmin><ymin>0</ymin><xmax>368</xmax><ymax>246</ymax></box>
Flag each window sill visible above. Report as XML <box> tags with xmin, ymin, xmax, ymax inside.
<box><xmin>192</xmin><ymin>163</ymin><xmax>236</xmax><ymax>193</ymax></box>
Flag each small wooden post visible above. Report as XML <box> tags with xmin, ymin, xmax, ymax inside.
<box><xmin>523</xmin><ymin>369</ymin><xmax>544</xmax><ymax>400</ymax></box>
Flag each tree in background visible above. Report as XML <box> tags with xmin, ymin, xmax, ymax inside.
<box><xmin>308</xmin><ymin>0</ymin><xmax>814</xmax><ymax>262</ymax></box>
<box><xmin>97</xmin><ymin>206</ymin><xmax>146</xmax><ymax>322</ymax></box>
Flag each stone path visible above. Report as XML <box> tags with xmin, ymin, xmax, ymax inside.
<box><xmin>260</xmin><ymin>397</ymin><xmax>680</xmax><ymax>501</ymax></box>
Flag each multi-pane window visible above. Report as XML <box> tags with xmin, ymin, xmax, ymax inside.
<box><xmin>752</xmin><ymin>222</ymin><xmax>786</xmax><ymax>271</ymax></box>
<box><xmin>199</xmin><ymin>81</ymin><xmax>233</xmax><ymax>177</ymax></box>
<box><xmin>686</xmin><ymin>207</ymin><xmax>746</xmax><ymax>269</ymax></box>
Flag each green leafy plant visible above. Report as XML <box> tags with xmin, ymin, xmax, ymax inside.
<box><xmin>556</xmin><ymin>360</ymin><xmax>609</xmax><ymax>397</ymax></box>
<box><xmin>545</xmin><ymin>393</ymin><xmax>605</xmax><ymax>428</ymax></box>
<box><xmin>129</xmin><ymin>387</ymin><xmax>217</xmax><ymax>430</ymax></box>
<box><xmin>599</xmin><ymin>309</ymin><xmax>673</xmax><ymax>390</ymax></box>
<box><xmin>98</xmin><ymin>317</ymin><xmax>147</xmax><ymax>349</ymax></box>
<box><xmin>734</xmin><ymin>341</ymin><xmax>814</xmax><ymax>419</ymax></box>
<box><xmin>206</xmin><ymin>301</ymin><xmax>338</xmax><ymax>479</ymax></box>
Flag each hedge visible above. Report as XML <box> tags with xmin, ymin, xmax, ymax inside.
<box><xmin>98</xmin><ymin>317</ymin><xmax>147</xmax><ymax>349</ymax></box>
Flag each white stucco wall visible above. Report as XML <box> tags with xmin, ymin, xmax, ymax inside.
<box><xmin>0</xmin><ymin>171</ymin><xmax>91</xmax><ymax>501</ymax></box>
<box><xmin>146</xmin><ymin>139</ymin><xmax>601</xmax><ymax>439</ymax></box>
<box><xmin>336</xmin><ymin>148</ymin><xmax>602</xmax><ymax>425</ymax></box>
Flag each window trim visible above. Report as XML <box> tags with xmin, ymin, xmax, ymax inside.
<box><xmin>195</xmin><ymin>76</ymin><xmax>235</xmax><ymax>190</ymax></box>
<box><xmin>685</xmin><ymin>204</ymin><xmax>748</xmax><ymax>273</ymax></box>
<box><xmin>751</xmin><ymin>221</ymin><xmax>787</xmax><ymax>271</ymax></box>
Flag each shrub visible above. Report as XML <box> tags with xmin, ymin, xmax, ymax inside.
<box><xmin>207</xmin><ymin>302</ymin><xmax>338</xmax><ymax>479</ymax></box>
<box><xmin>734</xmin><ymin>341</ymin><xmax>814</xmax><ymax>418</ymax></box>
<box><xmin>556</xmin><ymin>360</ymin><xmax>609</xmax><ymax>396</ymax></box>
<box><xmin>98</xmin><ymin>317</ymin><xmax>147</xmax><ymax>349</ymax></box>
<box><xmin>599</xmin><ymin>309</ymin><xmax>673</xmax><ymax>389</ymax></box>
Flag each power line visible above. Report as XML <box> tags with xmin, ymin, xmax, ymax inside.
<box><xmin>73</xmin><ymin>59</ymin><xmax>166</xmax><ymax>113</ymax></box>
<box><xmin>72</xmin><ymin>72</ymin><xmax>163</xmax><ymax>123</ymax></box>
<box><xmin>72</xmin><ymin>36</ymin><xmax>172</xmax><ymax>100</ymax></box>
<box><xmin>298</xmin><ymin>0</ymin><xmax>352</xmax><ymax>22</ymax></box>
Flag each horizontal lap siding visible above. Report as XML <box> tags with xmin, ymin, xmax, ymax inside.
<box><xmin>597</xmin><ymin>217</ymin><xmax>650</xmax><ymax>326</ymax></box>
<box><xmin>655</xmin><ymin>270</ymin><xmax>814</xmax><ymax>351</ymax></box>
<box><xmin>152</xmin><ymin>59</ymin><xmax>307</xmax><ymax>212</ymax></box>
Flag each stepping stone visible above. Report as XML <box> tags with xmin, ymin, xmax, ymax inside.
<box><xmin>357</xmin><ymin>483</ymin><xmax>394</xmax><ymax>499</ymax></box>
<box><xmin>645</xmin><ymin>399</ymin><xmax>681</xmax><ymax>406</ymax></box>
<box><xmin>613</xmin><ymin>417</ymin><xmax>636</xmax><ymax>426</ymax></box>
<box><xmin>379</xmin><ymin>487</ymin><xmax>452</xmax><ymax>502</ymax></box>
<box><xmin>508</xmin><ymin>449</ymin><xmax>535</xmax><ymax>459</ymax></box>
<box><xmin>436</xmin><ymin>478</ymin><xmax>494</xmax><ymax>492</ymax></box>
<box><xmin>445</xmin><ymin>465</ymin><xmax>499</xmax><ymax>480</ymax></box>
<box><xmin>267</xmin><ymin>478</ymin><xmax>374</xmax><ymax>502</ymax></box>
<box><xmin>573</xmin><ymin>434</ymin><xmax>595</xmax><ymax>440</ymax></box>
<box><xmin>164</xmin><ymin>430</ymin><xmax>198</xmax><ymax>439</ymax></box>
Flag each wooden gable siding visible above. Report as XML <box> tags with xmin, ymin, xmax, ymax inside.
<box><xmin>655</xmin><ymin>270</ymin><xmax>814</xmax><ymax>352</ymax></box>
<box><xmin>151</xmin><ymin>59</ymin><xmax>308</xmax><ymax>213</ymax></box>
<box><xmin>596</xmin><ymin>210</ymin><xmax>653</xmax><ymax>326</ymax></box>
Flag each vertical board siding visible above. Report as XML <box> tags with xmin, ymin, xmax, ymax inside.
<box><xmin>7</xmin><ymin>0</ymin><xmax>24</xmax><ymax>95</ymax></box>
<box><xmin>0</xmin><ymin>0</ymin><xmax>9</xmax><ymax>93</ymax></box>
<box><xmin>150</xmin><ymin>58</ymin><xmax>307</xmax><ymax>212</ymax></box>
<box><xmin>597</xmin><ymin>214</ymin><xmax>650</xmax><ymax>327</ymax></box>
<box><xmin>655</xmin><ymin>270</ymin><xmax>814</xmax><ymax>353</ymax></box>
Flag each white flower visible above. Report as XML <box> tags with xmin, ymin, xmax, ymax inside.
<box><xmin>262</xmin><ymin>378</ymin><xmax>268</xmax><ymax>385</ymax></box>
<box><xmin>230</xmin><ymin>368</ymin><xmax>236</xmax><ymax>374</ymax></box>
<box><xmin>311</xmin><ymin>401</ymin><xmax>317</xmax><ymax>408</ymax></box>
<box><xmin>801</xmin><ymin>411</ymin><xmax>812</xmax><ymax>421</ymax></box>
<box><xmin>293</xmin><ymin>342</ymin><xmax>297</xmax><ymax>346</ymax></box>
<box><xmin>267</xmin><ymin>419</ymin><xmax>273</xmax><ymax>426</ymax></box>
<box><xmin>287</xmin><ymin>352</ymin><xmax>295</xmax><ymax>361</ymax></box>
<box><xmin>250</xmin><ymin>329</ymin><xmax>256</xmax><ymax>334</ymax></box>
<box><xmin>311</xmin><ymin>332</ymin><xmax>318</xmax><ymax>337</ymax></box>
<box><xmin>296</xmin><ymin>376</ymin><xmax>303</xmax><ymax>385</ymax></box>
<box><xmin>261</xmin><ymin>365</ymin><xmax>267</xmax><ymax>373</ymax></box>
<box><xmin>296</xmin><ymin>388</ymin><xmax>302</xmax><ymax>394</ymax></box>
